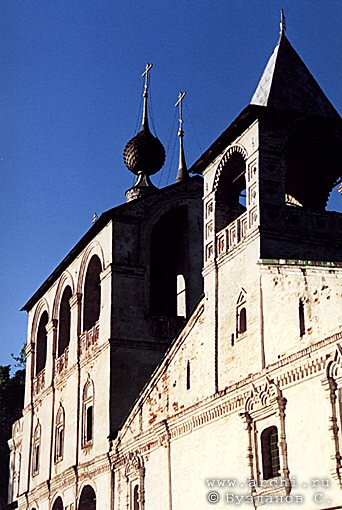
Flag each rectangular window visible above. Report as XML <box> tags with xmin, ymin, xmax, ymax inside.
<box><xmin>55</xmin><ymin>427</ymin><xmax>64</xmax><ymax>461</ymax></box>
<box><xmin>299</xmin><ymin>300</ymin><xmax>305</xmax><ymax>337</ymax></box>
<box><xmin>33</xmin><ymin>444</ymin><xmax>39</xmax><ymax>475</ymax></box>
<box><xmin>86</xmin><ymin>405</ymin><xmax>93</xmax><ymax>442</ymax></box>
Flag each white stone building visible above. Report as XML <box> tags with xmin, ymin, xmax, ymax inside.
<box><xmin>8</xmin><ymin>23</ymin><xmax>342</xmax><ymax>510</ymax></box>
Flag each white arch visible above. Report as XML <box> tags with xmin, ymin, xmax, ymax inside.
<box><xmin>52</xmin><ymin>270</ymin><xmax>75</xmax><ymax>320</ymax></box>
<box><xmin>77</xmin><ymin>241</ymin><xmax>105</xmax><ymax>295</ymax></box>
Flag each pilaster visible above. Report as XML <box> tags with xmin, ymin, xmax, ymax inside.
<box><xmin>69</xmin><ymin>292</ymin><xmax>82</xmax><ymax>365</ymax></box>
<box><xmin>45</xmin><ymin>319</ymin><xmax>57</xmax><ymax>387</ymax></box>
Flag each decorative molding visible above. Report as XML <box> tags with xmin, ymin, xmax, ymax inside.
<box><xmin>52</xmin><ymin>271</ymin><xmax>75</xmax><ymax>320</ymax></box>
<box><xmin>114</xmin><ymin>333</ymin><xmax>341</xmax><ymax>466</ymax></box>
<box><xmin>323</xmin><ymin>343</ymin><xmax>342</xmax><ymax>485</ymax></box>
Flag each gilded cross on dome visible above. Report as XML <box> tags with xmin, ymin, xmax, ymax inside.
<box><xmin>175</xmin><ymin>91</ymin><xmax>189</xmax><ymax>183</ymax></box>
<box><xmin>175</xmin><ymin>91</ymin><xmax>186</xmax><ymax>137</ymax></box>
<box><xmin>142</xmin><ymin>63</ymin><xmax>153</xmax><ymax>97</ymax></box>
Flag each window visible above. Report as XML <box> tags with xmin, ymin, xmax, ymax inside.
<box><xmin>86</xmin><ymin>405</ymin><xmax>93</xmax><ymax>442</ymax></box>
<box><xmin>133</xmin><ymin>484</ymin><xmax>140</xmax><ymax>510</ymax></box>
<box><xmin>261</xmin><ymin>426</ymin><xmax>280</xmax><ymax>480</ymax></box>
<box><xmin>32</xmin><ymin>421</ymin><xmax>41</xmax><ymax>476</ymax></box>
<box><xmin>186</xmin><ymin>360</ymin><xmax>191</xmax><ymax>390</ymax></box>
<box><xmin>238</xmin><ymin>307</ymin><xmax>247</xmax><ymax>334</ymax></box>
<box><xmin>83</xmin><ymin>255</ymin><xmax>102</xmax><ymax>332</ymax></box>
<box><xmin>82</xmin><ymin>377</ymin><xmax>94</xmax><ymax>446</ymax></box>
<box><xmin>299</xmin><ymin>299</ymin><xmax>305</xmax><ymax>337</ymax></box>
<box><xmin>236</xmin><ymin>290</ymin><xmax>247</xmax><ymax>338</ymax></box>
<box><xmin>125</xmin><ymin>454</ymin><xmax>144</xmax><ymax>510</ymax></box>
<box><xmin>242</xmin><ymin>379</ymin><xmax>290</xmax><ymax>493</ymax></box>
<box><xmin>35</xmin><ymin>311</ymin><xmax>48</xmax><ymax>375</ymax></box>
<box><xmin>57</xmin><ymin>286</ymin><xmax>72</xmax><ymax>357</ymax></box>
<box><xmin>55</xmin><ymin>405</ymin><xmax>64</xmax><ymax>462</ymax></box>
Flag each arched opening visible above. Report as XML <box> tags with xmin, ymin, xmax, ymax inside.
<box><xmin>55</xmin><ymin>406</ymin><xmax>65</xmax><ymax>462</ymax></box>
<box><xmin>32</xmin><ymin>422</ymin><xmax>41</xmax><ymax>476</ymax></box>
<box><xmin>284</xmin><ymin>119</ymin><xmax>342</xmax><ymax>210</ymax></box>
<box><xmin>57</xmin><ymin>286</ymin><xmax>72</xmax><ymax>357</ymax></box>
<box><xmin>238</xmin><ymin>307</ymin><xmax>247</xmax><ymax>334</ymax></box>
<box><xmin>35</xmin><ymin>311</ymin><xmax>48</xmax><ymax>375</ymax></box>
<box><xmin>150</xmin><ymin>207</ymin><xmax>188</xmax><ymax>317</ymax></box>
<box><xmin>82</xmin><ymin>378</ymin><xmax>94</xmax><ymax>447</ymax></box>
<box><xmin>83</xmin><ymin>255</ymin><xmax>102</xmax><ymax>332</ymax></box>
<box><xmin>215</xmin><ymin>152</ymin><xmax>246</xmax><ymax>233</ymax></box>
<box><xmin>52</xmin><ymin>496</ymin><xmax>63</xmax><ymax>510</ymax></box>
<box><xmin>236</xmin><ymin>290</ymin><xmax>247</xmax><ymax>338</ymax></box>
<box><xmin>79</xmin><ymin>485</ymin><xmax>96</xmax><ymax>510</ymax></box>
<box><xmin>261</xmin><ymin>426</ymin><xmax>280</xmax><ymax>480</ymax></box>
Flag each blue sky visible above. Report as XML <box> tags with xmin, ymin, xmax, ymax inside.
<box><xmin>1</xmin><ymin>1</ymin><xmax>341</xmax><ymax>367</ymax></box>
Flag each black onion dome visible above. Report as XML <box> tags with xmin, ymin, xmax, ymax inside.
<box><xmin>123</xmin><ymin>126</ymin><xmax>166</xmax><ymax>176</ymax></box>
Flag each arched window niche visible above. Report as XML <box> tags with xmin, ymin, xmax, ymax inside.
<box><xmin>57</xmin><ymin>286</ymin><xmax>72</xmax><ymax>358</ymax></box>
<box><xmin>215</xmin><ymin>150</ymin><xmax>247</xmax><ymax>233</ymax></box>
<box><xmin>51</xmin><ymin>496</ymin><xmax>63</xmax><ymax>510</ymax></box>
<box><xmin>82</xmin><ymin>377</ymin><xmax>94</xmax><ymax>447</ymax></box>
<box><xmin>79</xmin><ymin>485</ymin><xmax>96</xmax><ymax>510</ymax></box>
<box><xmin>35</xmin><ymin>311</ymin><xmax>48</xmax><ymax>376</ymax></box>
<box><xmin>83</xmin><ymin>255</ymin><xmax>102</xmax><ymax>332</ymax></box>
<box><xmin>32</xmin><ymin>421</ymin><xmax>41</xmax><ymax>476</ymax></box>
<box><xmin>236</xmin><ymin>289</ymin><xmax>247</xmax><ymax>339</ymax></box>
<box><xmin>241</xmin><ymin>378</ymin><xmax>291</xmax><ymax>494</ymax></box>
<box><xmin>54</xmin><ymin>405</ymin><xmax>65</xmax><ymax>462</ymax></box>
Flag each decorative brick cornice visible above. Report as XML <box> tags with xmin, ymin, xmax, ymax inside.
<box><xmin>113</xmin><ymin>330</ymin><xmax>342</xmax><ymax>467</ymax></box>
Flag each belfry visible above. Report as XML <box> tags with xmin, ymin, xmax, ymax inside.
<box><xmin>7</xmin><ymin>14</ymin><xmax>342</xmax><ymax>510</ymax></box>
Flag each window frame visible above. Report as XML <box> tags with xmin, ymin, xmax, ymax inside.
<box><xmin>32</xmin><ymin>421</ymin><xmax>41</xmax><ymax>476</ymax></box>
<box><xmin>54</xmin><ymin>405</ymin><xmax>65</xmax><ymax>463</ymax></box>
<box><xmin>82</xmin><ymin>377</ymin><xmax>94</xmax><ymax>448</ymax></box>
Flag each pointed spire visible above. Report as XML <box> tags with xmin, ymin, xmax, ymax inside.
<box><xmin>141</xmin><ymin>63</ymin><xmax>153</xmax><ymax>131</ymax></box>
<box><xmin>175</xmin><ymin>91</ymin><xmax>189</xmax><ymax>183</ymax></box>
<box><xmin>280</xmin><ymin>9</ymin><xmax>286</xmax><ymax>36</ymax></box>
<box><xmin>250</xmin><ymin>19</ymin><xmax>339</xmax><ymax>119</ymax></box>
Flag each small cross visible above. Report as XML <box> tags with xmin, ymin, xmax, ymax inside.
<box><xmin>142</xmin><ymin>63</ymin><xmax>153</xmax><ymax>96</ymax></box>
<box><xmin>175</xmin><ymin>91</ymin><xmax>186</xmax><ymax>135</ymax></box>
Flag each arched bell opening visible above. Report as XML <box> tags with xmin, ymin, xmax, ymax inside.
<box><xmin>57</xmin><ymin>286</ymin><xmax>72</xmax><ymax>357</ymax></box>
<box><xmin>284</xmin><ymin>119</ymin><xmax>342</xmax><ymax>211</ymax></box>
<box><xmin>215</xmin><ymin>152</ymin><xmax>247</xmax><ymax>233</ymax></box>
<box><xmin>35</xmin><ymin>311</ymin><xmax>48</xmax><ymax>375</ymax></box>
<box><xmin>83</xmin><ymin>255</ymin><xmax>102</xmax><ymax>332</ymax></box>
<box><xmin>150</xmin><ymin>206</ymin><xmax>188</xmax><ymax>318</ymax></box>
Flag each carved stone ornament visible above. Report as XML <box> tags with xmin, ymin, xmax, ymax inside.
<box><xmin>124</xmin><ymin>452</ymin><xmax>144</xmax><ymax>478</ymax></box>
